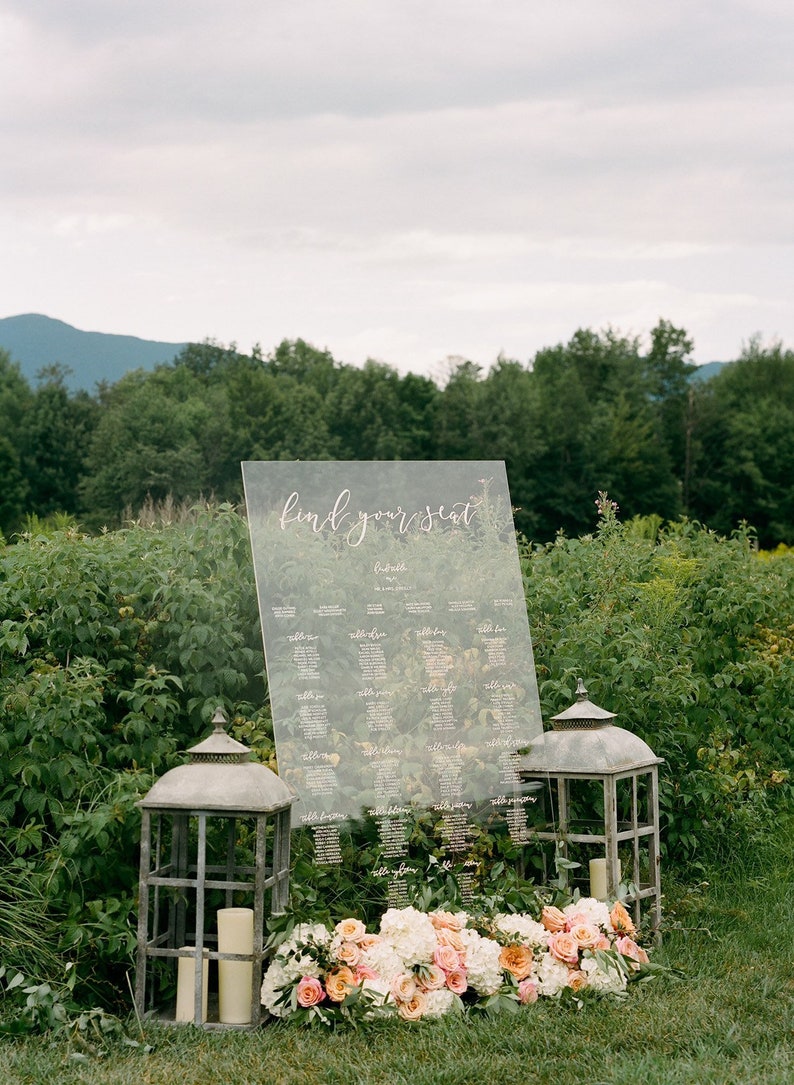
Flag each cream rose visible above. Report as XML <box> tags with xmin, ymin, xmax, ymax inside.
<box><xmin>334</xmin><ymin>940</ymin><xmax>362</xmax><ymax>968</ymax></box>
<box><xmin>335</xmin><ymin>917</ymin><xmax>367</xmax><ymax>943</ymax></box>
<box><xmin>568</xmin><ymin>921</ymin><xmax>600</xmax><ymax>949</ymax></box>
<box><xmin>397</xmin><ymin>992</ymin><xmax>427</xmax><ymax>1021</ymax></box>
<box><xmin>390</xmin><ymin>972</ymin><xmax>418</xmax><ymax>1003</ymax></box>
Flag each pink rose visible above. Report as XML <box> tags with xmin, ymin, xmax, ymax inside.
<box><xmin>433</xmin><ymin>944</ymin><xmax>463</xmax><ymax>973</ymax></box>
<box><xmin>518</xmin><ymin>978</ymin><xmax>538</xmax><ymax>1004</ymax></box>
<box><xmin>296</xmin><ymin>975</ymin><xmax>326</xmax><ymax>1008</ymax></box>
<box><xmin>616</xmin><ymin>936</ymin><xmax>649</xmax><ymax>967</ymax></box>
<box><xmin>445</xmin><ymin>967</ymin><xmax>468</xmax><ymax>995</ymax></box>
<box><xmin>541</xmin><ymin>906</ymin><xmax>567</xmax><ymax>933</ymax></box>
<box><xmin>547</xmin><ymin>931</ymin><xmax>580</xmax><ymax>966</ymax></box>
<box><xmin>354</xmin><ymin>963</ymin><xmax>379</xmax><ymax>984</ymax></box>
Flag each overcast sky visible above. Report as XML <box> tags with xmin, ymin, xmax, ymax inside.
<box><xmin>1</xmin><ymin>1</ymin><xmax>792</xmax><ymax>378</ymax></box>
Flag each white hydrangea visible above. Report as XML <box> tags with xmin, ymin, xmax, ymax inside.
<box><xmin>360</xmin><ymin>939</ymin><xmax>406</xmax><ymax>985</ymax></box>
<box><xmin>563</xmin><ymin>898</ymin><xmax>611</xmax><ymax>929</ymax></box>
<box><xmin>492</xmin><ymin>912</ymin><xmax>548</xmax><ymax>948</ymax></box>
<box><xmin>378</xmin><ymin>906</ymin><xmax>437</xmax><ymax>968</ymax></box>
<box><xmin>423</xmin><ymin>987</ymin><xmax>459</xmax><ymax>1017</ymax></box>
<box><xmin>458</xmin><ymin>928</ymin><xmax>503</xmax><ymax>996</ymax></box>
<box><xmin>535</xmin><ymin>953</ymin><xmax>570</xmax><ymax>998</ymax></box>
<box><xmin>260</xmin><ymin>959</ymin><xmax>291</xmax><ymax>1017</ymax></box>
<box><xmin>580</xmin><ymin>954</ymin><xmax>628</xmax><ymax>994</ymax></box>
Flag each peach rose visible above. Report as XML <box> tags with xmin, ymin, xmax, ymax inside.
<box><xmin>568</xmin><ymin>922</ymin><xmax>600</xmax><ymax>949</ymax></box>
<box><xmin>335</xmin><ymin>940</ymin><xmax>362</xmax><ymax>968</ymax></box>
<box><xmin>445</xmin><ymin>968</ymin><xmax>468</xmax><ymax>995</ymax></box>
<box><xmin>433</xmin><ymin>944</ymin><xmax>463</xmax><ymax>973</ymax></box>
<box><xmin>518</xmin><ymin>978</ymin><xmax>538</xmax><ymax>1005</ymax></box>
<box><xmin>397</xmin><ymin>992</ymin><xmax>427</xmax><ymax>1021</ymax></box>
<box><xmin>335</xmin><ymin>917</ymin><xmax>367</xmax><ymax>943</ymax></box>
<box><xmin>609</xmin><ymin>901</ymin><xmax>636</xmax><ymax>936</ymax></box>
<box><xmin>547</xmin><ymin>931</ymin><xmax>580</xmax><ymax>966</ymax></box>
<box><xmin>390</xmin><ymin>972</ymin><xmax>418</xmax><ymax>1003</ymax></box>
<box><xmin>430</xmin><ymin>910</ymin><xmax>464</xmax><ymax>931</ymax></box>
<box><xmin>436</xmin><ymin>926</ymin><xmax>466</xmax><ymax>953</ymax></box>
<box><xmin>296</xmin><ymin>975</ymin><xmax>326</xmax><ymax>1008</ymax></box>
<box><xmin>499</xmin><ymin>943</ymin><xmax>534</xmax><ymax>981</ymax></box>
<box><xmin>325</xmin><ymin>966</ymin><xmax>356</xmax><ymax>1003</ymax></box>
<box><xmin>567</xmin><ymin>970</ymin><xmax>588</xmax><ymax>992</ymax></box>
<box><xmin>358</xmin><ymin>933</ymin><xmax>382</xmax><ymax>950</ymax></box>
<box><xmin>541</xmin><ymin>905</ymin><xmax>567</xmax><ymax>933</ymax></box>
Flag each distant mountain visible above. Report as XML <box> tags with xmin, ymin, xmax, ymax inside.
<box><xmin>0</xmin><ymin>314</ymin><xmax>189</xmax><ymax>392</ymax></box>
<box><xmin>691</xmin><ymin>360</ymin><xmax>728</xmax><ymax>382</ymax></box>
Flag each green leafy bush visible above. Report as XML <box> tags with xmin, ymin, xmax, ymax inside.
<box><xmin>1</xmin><ymin>501</ymin><xmax>791</xmax><ymax>1010</ymax></box>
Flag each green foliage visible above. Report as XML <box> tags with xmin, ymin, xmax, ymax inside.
<box><xmin>521</xmin><ymin>501</ymin><xmax>793</xmax><ymax>867</ymax></box>
<box><xmin>0</xmin><ymin>507</ymin><xmax>267</xmax><ymax>1003</ymax></box>
<box><xmin>2</xmin><ymin>501</ymin><xmax>792</xmax><ymax>1015</ymax></box>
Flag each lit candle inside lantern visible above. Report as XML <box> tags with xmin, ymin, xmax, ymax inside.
<box><xmin>589</xmin><ymin>857</ymin><xmax>608</xmax><ymax>900</ymax></box>
<box><xmin>175</xmin><ymin>946</ymin><xmax>209</xmax><ymax>1023</ymax></box>
<box><xmin>217</xmin><ymin>907</ymin><xmax>254</xmax><ymax>1024</ymax></box>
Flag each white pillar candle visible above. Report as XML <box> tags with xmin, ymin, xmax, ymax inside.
<box><xmin>589</xmin><ymin>857</ymin><xmax>608</xmax><ymax>900</ymax></box>
<box><xmin>217</xmin><ymin>907</ymin><xmax>254</xmax><ymax>1024</ymax></box>
<box><xmin>175</xmin><ymin>947</ymin><xmax>209</xmax><ymax>1023</ymax></box>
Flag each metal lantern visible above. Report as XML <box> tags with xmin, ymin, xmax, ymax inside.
<box><xmin>519</xmin><ymin>679</ymin><xmax>663</xmax><ymax>934</ymax></box>
<box><xmin>135</xmin><ymin>708</ymin><xmax>295</xmax><ymax>1028</ymax></box>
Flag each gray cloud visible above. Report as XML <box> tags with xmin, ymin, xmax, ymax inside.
<box><xmin>1</xmin><ymin>0</ymin><xmax>792</xmax><ymax>371</ymax></box>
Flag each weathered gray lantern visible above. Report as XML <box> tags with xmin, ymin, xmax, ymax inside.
<box><xmin>519</xmin><ymin>680</ymin><xmax>663</xmax><ymax>934</ymax></box>
<box><xmin>135</xmin><ymin>708</ymin><xmax>295</xmax><ymax>1028</ymax></box>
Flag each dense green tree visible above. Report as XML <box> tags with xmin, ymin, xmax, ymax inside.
<box><xmin>20</xmin><ymin>366</ymin><xmax>99</xmax><ymax>518</ymax></box>
<box><xmin>687</xmin><ymin>340</ymin><xmax>794</xmax><ymax>545</ymax></box>
<box><xmin>79</xmin><ymin>365</ymin><xmax>225</xmax><ymax>524</ymax></box>
<box><xmin>326</xmin><ymin>360</ymin><xmax>440</xmax><ymax>460</ymax></box>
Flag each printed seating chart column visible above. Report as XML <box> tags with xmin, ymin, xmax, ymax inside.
<box><xmin>242</xmin><ymin>461</ymin><xmax>543</xmax><ymax>904</ymax></box>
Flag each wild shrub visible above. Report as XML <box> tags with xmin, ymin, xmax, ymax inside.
<box><xmin>1</xmin><ymin>501</ymin><xmax>791</xmax><ymax>1008</ymax></box>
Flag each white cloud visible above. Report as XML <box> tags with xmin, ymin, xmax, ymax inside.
<box><xmin>0</xmin><ymin>0</ymin><xmax>792</xmax><ymax>373</ymax></box>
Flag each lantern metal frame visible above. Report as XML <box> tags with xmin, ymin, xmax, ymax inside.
<box><xmin>519</xmin><ymin>680</ymin><xmax>663</xmax><ymax>935</ymax></box>
<box><xmin>135</xmin><ymin>709</ymin><xmax>295</xmax><ymax>1028</ymax></box>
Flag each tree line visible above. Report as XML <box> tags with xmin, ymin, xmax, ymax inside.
<box><xmin>1</xmin><ymin>319</ymin><xmax>792</xmax><ymax>546</ymax></box>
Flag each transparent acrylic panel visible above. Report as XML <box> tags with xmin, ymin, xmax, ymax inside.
<box><xmin>242</xmin><ymin>461</ymin><xmax>543</xmax><ymax>883</ymax></box>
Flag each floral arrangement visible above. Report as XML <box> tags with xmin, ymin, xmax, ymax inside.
<box><xmin>260</xmin><ymin>898</ymin><xmax>653</xmax><ymax>1026</ymax></box>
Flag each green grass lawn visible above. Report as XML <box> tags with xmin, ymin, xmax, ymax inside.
<box><xmin>2</xmin><ymin>839</ymin><xmax>792</xmax><ymax>1085</ymax></box>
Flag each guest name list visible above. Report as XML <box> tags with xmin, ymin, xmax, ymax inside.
<box><xmin>243</xmin><ymin>461</ymin><xmax>543</xmax><ymax>903</ymax></box>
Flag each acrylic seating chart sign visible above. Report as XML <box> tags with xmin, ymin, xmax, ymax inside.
<box><xmin>242</xmin><ymin>461</ymin><xmax>543</xmax><ymax>905</ymax></box>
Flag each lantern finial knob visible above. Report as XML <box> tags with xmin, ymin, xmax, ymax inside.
<box><xmin>212</xmin><ymin>706</ymin><xmax>229</xmax><ymax>733</ymax></box>
<box><xmin>575</xmin><ymin>677</ymin><xmax>588</xmax><ymax>700</ymax></box>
